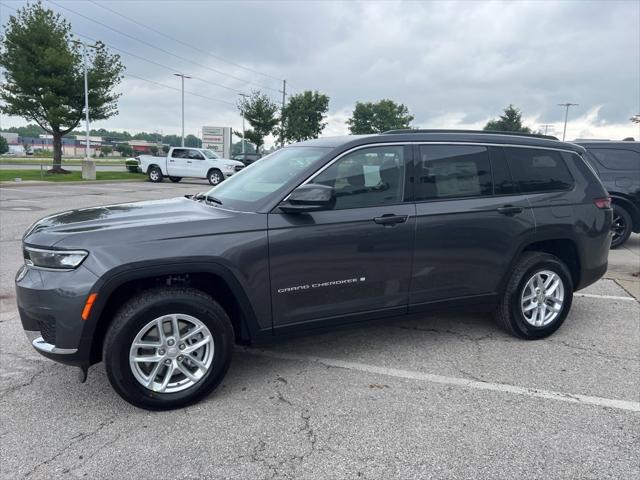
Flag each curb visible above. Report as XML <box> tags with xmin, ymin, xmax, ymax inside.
<box><xmin>0</xmin><ymin>178</ymin><xmax>145</xmax><ymax>188</ymax></box>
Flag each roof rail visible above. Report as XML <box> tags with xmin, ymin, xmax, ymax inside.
<box><xmin>382</xmin><ymin>129</ymin><xmax>559</xmax><ymax>141</ymax></box>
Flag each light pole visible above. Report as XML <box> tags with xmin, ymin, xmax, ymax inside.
<box><xmin>238</xmin><ymin>93</ymin><xmax>249</xmax><ymax>154</ymax></box>
<box><xmin>72</xmin><ymin>40</ymin><xmax>98</xmax><ymax>179</ymax></box>
<box><xmin>174</xmin><ymin>73</ymin><xmax>191</xmax><ymax>147</ymax></box>
<box><xmin>558</xmin><ymin>103</ymin><xmax>579</xmax><ymax>141</ymax></box>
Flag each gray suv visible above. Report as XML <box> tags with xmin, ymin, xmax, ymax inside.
<box><xmin>16</xmin><ymin>131</ymin><xmax>612</xmax><ymax>410</ymax></box>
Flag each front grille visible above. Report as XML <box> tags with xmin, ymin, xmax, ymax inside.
<box><xmin>38</xmin><ymin>317</ymin><xmax>56</xmax><ymax>344</ymax></box>
<box><xmin>234</xmin><ymin>165</ymin><xmax>244</xmax><ymax>172</ymax></box>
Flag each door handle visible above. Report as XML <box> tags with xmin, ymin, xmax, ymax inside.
<box><xmin>497</xmin><ymin>205</ymin><xmax>524</xmax><ymax>215</ymax></box>
<box><xmin>373</xmin><ymin>214</ymin><xmax>408</xmax><ymax>225</ymax></box>
<box><xmin>187</xmin><ymin>161</ymin><xmax>192</xmax><ymax>164</ymax></box>
<box><xmin>169</xmin><ymin>159</ymin><xmax>174</xmax><ymax>162</ymax></box>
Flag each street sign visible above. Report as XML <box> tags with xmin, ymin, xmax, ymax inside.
<box><xmin>202</xmin><ymin>126</ymin><xmax>231</xmax><ymax>158</ymax></box>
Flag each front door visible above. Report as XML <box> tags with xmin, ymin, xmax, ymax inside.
<box><xmin>268</xmin><ymin>144</ymin><xmax>415</xmax><ymax>328</ymax></box>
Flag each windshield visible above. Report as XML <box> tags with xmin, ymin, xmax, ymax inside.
<box><xmin>203</xmin><ymin>149</ymin><xmax>219</xmax><ymax>159</ymax></box>
<box><xmin>205</xmin><ymin>146</ymin><xmax>330</xmax><ymax>211</ymax></box>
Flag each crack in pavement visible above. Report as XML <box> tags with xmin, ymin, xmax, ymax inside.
<box><xmin>23</xmin><ymin>415</ymin><xmax>118</xmax><ymax>478</ymax></box>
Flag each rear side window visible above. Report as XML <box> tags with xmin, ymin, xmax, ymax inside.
<box><xmin>416</xmin><ymin>145</ymin><xmax>492</xmax><ymax>200</ymax></box>
<box><xmin>171</xmin><ymin>148</ymin><xmax>188</xmax><ymax>158</ymax></box>
<box><xmin>589</xmin><ymin>148</ymin><xmax>639</xmax><ymax>171</ymax></box>
<box><xmin>505</xmin><ymin>147</ymin><xmax>574</xmax><ymax>193</ymax></box>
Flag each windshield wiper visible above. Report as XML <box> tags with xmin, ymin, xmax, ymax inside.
<box><xmin>192</xmin><ymin>192</ymin><xmax>223</xmax><ymax>205</ymax></box>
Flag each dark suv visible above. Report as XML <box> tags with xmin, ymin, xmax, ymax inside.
<box><xmin>574</xmin><ymin>141</ymin><xmax>640</xmax><ymax>248</ymax></box>
<box><xmin>16</xmin><ymin>131</ymin><xmax>612</xmax><ymax>410</ymax></box>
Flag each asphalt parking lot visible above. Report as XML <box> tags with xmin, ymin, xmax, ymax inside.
<box><xmin>0</xmin><ymin>181</ymin><xmax>639</xmax><ymax>479</ymax></box>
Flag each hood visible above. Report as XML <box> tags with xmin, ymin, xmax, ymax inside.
<box><xmin>219</xmin><ymin>158</ymin><xmax>245</xmax><ymax>167</ymax></box>
<box><xmin>23</xmin><ymin>197</ymin><xmax>243</xmax><ymax>247</ymax></box>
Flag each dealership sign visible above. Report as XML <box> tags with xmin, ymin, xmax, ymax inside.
<box><xmin>202</xmin><ymin>126</ymin><xmax>232</xmax><ymax>158</ymax></box>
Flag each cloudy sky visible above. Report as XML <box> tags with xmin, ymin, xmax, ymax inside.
<box><xmin>1</xmin><ymin>0</ymin><xmax>639</xmax><ymax>144</ymax></box>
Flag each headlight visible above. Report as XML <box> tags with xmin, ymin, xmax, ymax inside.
<box><xmin>224</xmin><ymin>164</ymin><xmax>235</xmax><ymax>171</ymax></box>
<box><xmin>23</xmin><ymin>247</ymin><xmax>88</xmax><ymax>270</ymax></box>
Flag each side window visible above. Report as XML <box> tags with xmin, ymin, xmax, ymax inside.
<box><xmin>171</xmin><ymin>148</ymin><xmax>188</xmax><ymax>158</ymax></box>
<box><xmin>589</xmin><ymin>148</ymin><xmax>639</xmax><ymax>171</ymax></box>
<box><xmin>188</xmin><ymin>149</ymin><xmax>205</xmax><ymax>160</ymax></box>
<box><xmin>416</xmin><ymin>145</ymin><xmax>492</xmax><ymax>201</ymax></box>
<box><xmin>506</xmin><ymin>147</ymin><xmax>574</xmax><ymax>193</ymax></box>
<box><xmin>311</xmin><ymin>146</ymin><xmax>406</xmax><ymax>210</ymax></box>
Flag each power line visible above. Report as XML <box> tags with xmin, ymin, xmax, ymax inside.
<box><xmin>74</xmin><ymin>31</ymin><xmax>248</xmax><ymax>96</ymax></box>
<box><xmin>87</xmin><ymin>0</ymin><xmax>283</xmax><ymax>84</ymax></box>
<box><xmin>46</xmin><ymin>0</ymin><xmax>282</xmax><ymax>95</ymax></box>
<box><xmin>123</xmin><ymin>73</ymin><xmax>236</xmax><ymax>107</ymax></box>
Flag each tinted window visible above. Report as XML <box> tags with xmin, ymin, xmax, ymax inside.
<box><xmin>506</xmin><ymin>148</ymin><xmax>574</xmax><ymax>193</ymax></box>
<box><xmin>171</xmin><ymin>148</ymin><xmax>189</xmax><ymax>158</ymax></box>
<box><xmin>311</xmin><ymin>146</ymin><xmax>406</xmax><ymax>210</ymax></box>
<box><xmin>416</xmin><ymin>145</ymin><xmax>492</xmax><ymax>200</ymax></box>
<box><xmin>188</xmin><ymin>149</ymin><xmax>205</xmax><ymax>160</ymax></box>
<box><xmin>589</xmin><ymin>148</ymin><xmax>639</xmax><ymax>171</ymax></box>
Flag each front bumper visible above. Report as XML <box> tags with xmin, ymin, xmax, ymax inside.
<box><xmin>16</xmin><ymin>264</ymin><xmax>98</xmax><ymax>366</ymax></box>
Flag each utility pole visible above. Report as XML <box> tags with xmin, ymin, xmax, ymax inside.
<box><xmin>558</xmin><ymin>103</ymin><xmax>578</xmax><ymax>141</ymax></box>
<box><xmin>539</xmin><ymin>124</ymin><xmax>554</xmax><ymax>135</ymax></box>
<box><xmin>279</xmin><ymin>79</ymin><xmax>286</xmax><ymax>148</ymax></box>
<box><xmin>72</xmin><ymin>40</ymin><xmax>98</xmax><ymax>179</ymax></box>
<box><xmin>174</xmin><ymin>73</ymin><xmax>192</xmax><ymax>147</ymax></box>
<box><xmin>239</xmin><ymin>93</ymin><xmax>249</xmax><ymax>154</ymax></box>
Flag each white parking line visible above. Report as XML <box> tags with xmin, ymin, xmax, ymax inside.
<box><xmin>243</xmin><ymin>348</ymin><xmax>640</xmax><ymax>412</ymax></box>
<box><xmin>576</xmin><ymin>293</ymin><xmax>637</xmax><ymax>302</ymax></box>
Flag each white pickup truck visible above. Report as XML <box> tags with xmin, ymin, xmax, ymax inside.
<box><xmin>137</xmin><ymin>147</ymin><xmax>245</xmax><ymax>185</ymax></box>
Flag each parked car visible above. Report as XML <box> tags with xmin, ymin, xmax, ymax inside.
<box><xmin>125</xmin><ymin>157</ymin><xmax>140</xmax><ymax>173</ymax></box>
<box><xmin>16</xmin><ymin>130</ymin><xmax>612</xmax><ymax>410</ymax></box>
<box><xmin>137</xmin><ymin>147</ymin><xmax>244</xmax><ymax>185</ymax></box>
<box><xmin>232</xmin><ymin>152</ymin><xmax>261</xmax><ymax>166</ymax></box>
<box><xmin>573</xmin><ymin>140</ymin><xmax>639</xmax><ymax>248</ymax></box>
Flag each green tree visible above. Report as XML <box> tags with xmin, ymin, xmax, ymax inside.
<box><xmin>184</xmin><ymin>134</ymin><xmax>201</xmax><ymax>148</ymax></box>
<box><xmin>346</xmin><ymin>99</ymin><xmax>414</xmax><ymax>134</ymax></box>
<box><xmin>5</xmin><ymin>123</ymin><xmax>46</xmax><ymax>137</ymax></box>
<box><xmin>483</xmin><ymin>104</ymin><xmax>532</xmax><ymax>133</ymax></box>
<box><xmin>0</xmin><ymin>135</ymin><xmax>8</xmax><ymax>154</ymax></box>
<box><xmin>149</xmin><ymin>145</ymin><xmax>159</xmax><ymax>156</ymax></box>
<box><xmin>0</xmin><ymin>3</ymin><xmax>125</xmax><ymax>172</ymax></box>
<box><xmin>99</xmin><ymin>145</ymin><xmax>112</xmax><ymax>157</ymax></box>
<box><xmin>238</xmin><ymin>90</ymin><xmax>279</xmax><ymax>153</ymax></box>
<box><xmin>114</xmin><ymin>143</ymin><xmax>133</xmax><ymax>157</ymax></box>
<box><xmin>162</xmin><ymin>145</ymin><xmax>170</xmax><ymax>154</ymax></box>
<box><xmin>279</xmin><ymin>90</ymin><xmax>330</xmax><ymax>143</ymax></box>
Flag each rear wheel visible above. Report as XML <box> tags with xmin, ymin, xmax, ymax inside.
<box><xmin>611</xmin><ymin>204</ymin><xmax>632</xmax><ymax>249</ymax></box>
<box><xmin>169</xmin><ymin>176</ymin><xmax>182</xmax><ymax>183</ymax></box>
<box><xmin>495</xmin><ymin>252</ymin><xmax>573</xmax><ymax>339</ymax></box>
<box><xmin>207</xmin><ymin>169</ymin><xmax>223</xmax><ymax>186</ymax></box>
<box><xmin>103</xmin><ymin>287</ymin><xmax>234</xmax><ymax>410</ymax></box>
<box><xmin>148</xmin><ymin>166</ymin><xmax>163</xmax><ymax>183</ymax></box>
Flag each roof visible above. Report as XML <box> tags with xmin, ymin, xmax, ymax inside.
<box><xmin>298</xmin><ymin>130</ymin><xmax>585</xmax><ymax>153</ymax></box>
<box><xmin>573</xmin><ymin>140</ymin><xmax>640</xmax><ymax>152</ymax></box>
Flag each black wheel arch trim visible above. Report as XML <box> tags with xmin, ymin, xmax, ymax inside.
<box><xmin>81</xmin><ymin>258</ymin><xmax>270</xmax><ymax>365</ymax></box>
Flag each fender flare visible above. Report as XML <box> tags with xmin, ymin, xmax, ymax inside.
<box><xmin>80</xmin><ymin>258</ymin><xmax>269</xmax><ymax>362</ymax></box>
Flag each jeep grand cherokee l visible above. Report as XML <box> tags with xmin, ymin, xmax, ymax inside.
<box><xmin>16</xmin><ymin>131</ymin><xmax>612</xmax><ymax>410</ymax></box>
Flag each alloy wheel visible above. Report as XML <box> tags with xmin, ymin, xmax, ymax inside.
<box><xmin>520</xmin><ymin>270</ymin><xmax>565</xmax><ymax>327</ymax></box>
<box><xmin>612</xmin><ymin>212</ymin><xmax>626</xmax><ymax>244</ymax></box>
<box><xmin>129</xmin><ymin>314</ymin><xmax>214</xmax><ymax>393</ymax></box>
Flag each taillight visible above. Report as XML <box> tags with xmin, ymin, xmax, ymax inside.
<box><xmin>593</xmin><ymin>197</ymin><xmax>611</xmax><ymax>209</ymax></box>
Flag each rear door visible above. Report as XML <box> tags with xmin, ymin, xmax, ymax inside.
<box><xmin>268</xmin><ymin>144</ymin><xmax>415</xmax><ymax>328</ymax></box>
<box><xmin>167</xmin><ymin>148</ymin><xmax>190</xmax><ymax>176</ymax></box>
<box><xmin>409</xmin><ymin>144</ymin><xmax>535</xmax><ymax>308</ymax></box>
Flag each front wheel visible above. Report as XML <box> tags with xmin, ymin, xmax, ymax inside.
<box><xmin>495</xmin><ymin>252</ymin><xmax>573</xmax><ymax>339</ymax></box>
<box><xmin>103</xmin><ymin>287</ymin><xmax>234</xmax><ymax>410</ymax></box>
<box><xmin>611</xmin><ymin>204</ymin><xmax>632</xmax><ymax>249</ymax></box>
<box><xmin>207</xmin><ymin>169</ymin><xmax>224</xmax><ymax>186</ymax></box>
<box><xmin>148</xmin><ymin>166</ymin><xmax>163</xmax><ymax>183</ymax></box>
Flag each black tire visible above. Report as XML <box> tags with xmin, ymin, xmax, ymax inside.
<box><xmin>103</xmin><ymin>287</ymin><xmax>234</xmax><ymax>410</ymax></box>
<box><xmin>495</xmin><ymin>252</ymin><xmax>573</xmax><ymax>339</ymax></box>
<box><xmin>207</xmin><ymin>169</ymin><xmax>223</xmax><ymax>186</ymax></box>
<box><xmin>148</xmin><ymin>166</ymin><xmax>163</xmax><ymax>183</ymax></box>
<box><xmin>169</xmin><ymin>176</ymin><xmax>182</xmax><ymax>183</ymax></box>
<box><xmin>611</xmin><ymin>204</ymin><xmax>632</xmax><ymax>249</ymax></box>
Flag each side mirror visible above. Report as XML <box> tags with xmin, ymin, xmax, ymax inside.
<box><xmin>279</xmin><ymin>184</ymin><xmax>334</xmax><ymax>213</ymax></box>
